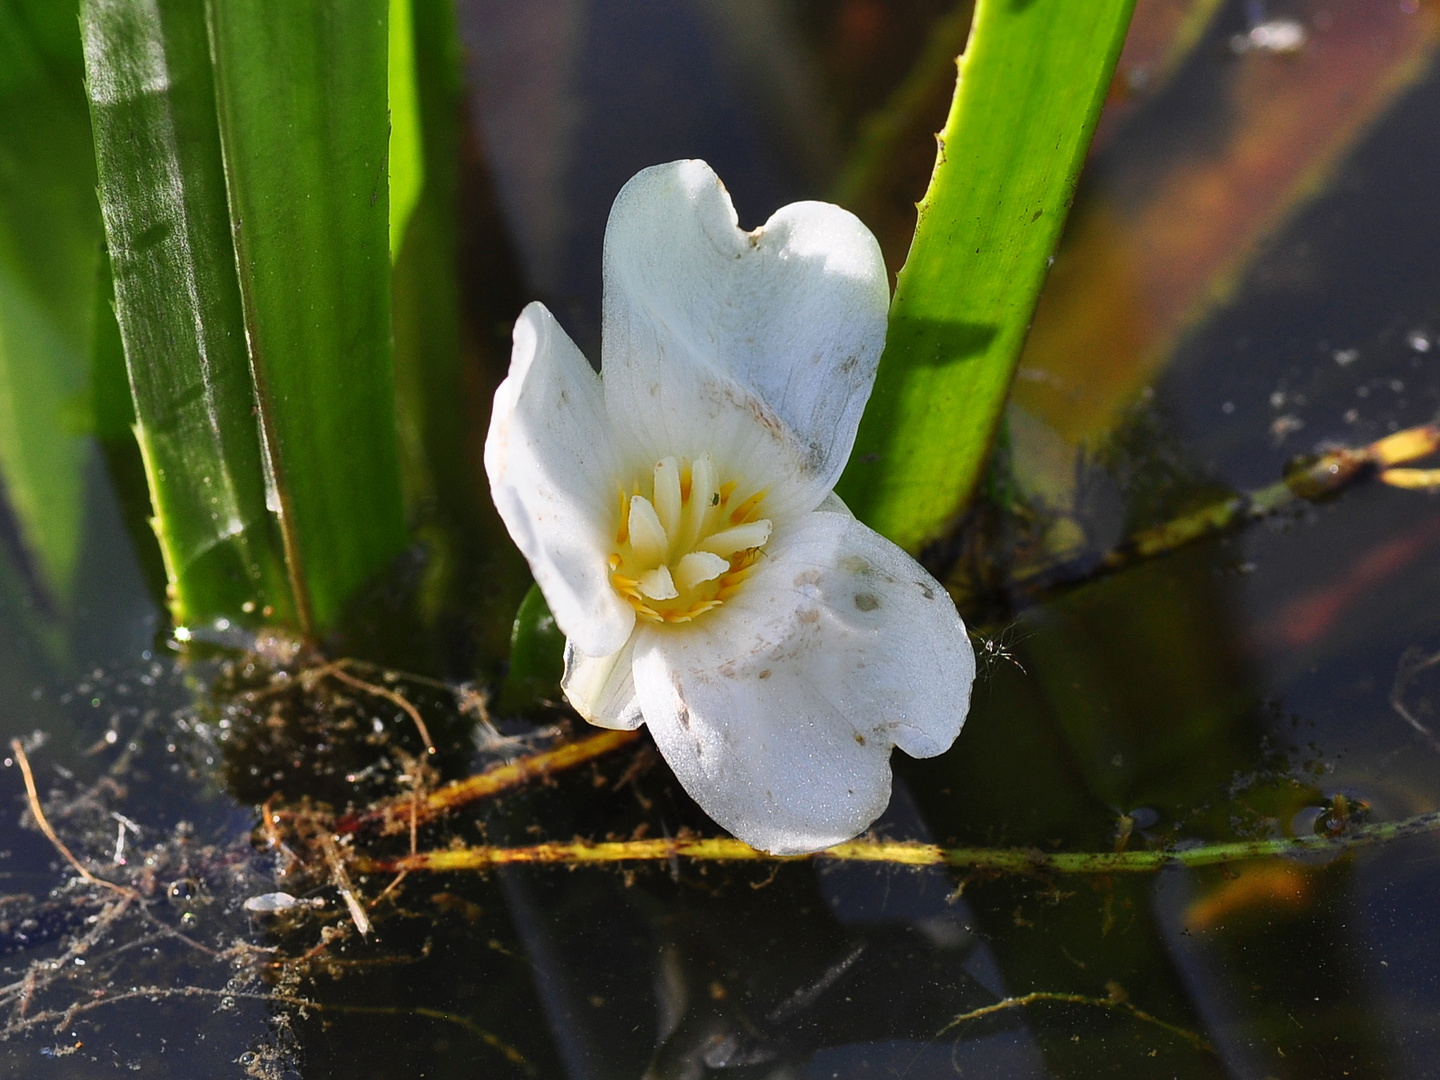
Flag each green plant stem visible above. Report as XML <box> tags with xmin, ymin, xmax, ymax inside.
<box><xmin>1009</xmin><ymin>422</ymin><xmax>1440</xmax><ymax>595</ymax></box>
<box><xmin>353</xmin><ymin>806</ymin><xmax>1440</xmax><ymax>876</ymax></box>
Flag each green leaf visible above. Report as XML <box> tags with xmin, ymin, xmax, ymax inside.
<box><xmin>207</xmin><ymin>0</ymin><xmax>409</xmax><ymax>635</ymax></box>
<box><xmin>390</xmin><ymin>0</ymin><xmax>530</xmax><ymax>669</ymax></box>
<box><xmin>82</xmin><ymin>0</ymin><xmax>292</xmax><ymax>628</ymax></box>
<box><xmin>0</xmin><ymin>2</ymin><xmax>103</xmax><ymax>614</ymax></box>
<box><xmin>391</xmin><ymin>0</ymin><xmax>463</xmax><ymax>522</ymax></box>
<box><xmin>90</xmin><ymin>245</ymin><xmax>170</xmax><ymax>607</ymax></box>
<box><xmin>836</xmin><ymin>0</ymin><xmax>1137</xmax><ymax>552</ymax></box>
<box><xmin>497</xmin><ymin>583</ymin><xmax>565</xmax><ymax>712</ymax></box>
<box><xmin>387</xmin><ymin>0</ymin><xmax>424</xmax><ymax>261</ymax></box>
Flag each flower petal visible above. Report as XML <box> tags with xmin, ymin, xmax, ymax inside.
<box><xmin>485</xmin><ymin>302</ymin><xmax>635</xmax><ymax>657</ymax></box>
<box><xmin>632</xmin><ymin>511</ymin><xmax>974</xmax><ymax>854</ymax></box>
<box><xmin>600</xmin><ymin>160</ymin><xmax>889</xmax><ymax>519</ymax></box>
<box><xmin>563</xmin><ymin>637</ymin><xmax>643</xmax><ymax>730</ymax></box>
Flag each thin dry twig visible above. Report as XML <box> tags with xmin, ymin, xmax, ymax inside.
<box><xmin>336</xmin><ymin>728</ymin><xmax>642</xmax><ymax>836</ymax></box>
<box><xmin>316</xmin><ymin>831</ymin><xmax>371</xmax><ymax>937</ymax></box>
<box><xmin>941</xmin><ymin>984</ymin><xmax>1212</xmax><ymax>1053</ymax></box>
<box><xmin>1391</xmin><ymin>646</ymin><xmax>1440</xmax><ymax>752</ymax></box>
<box><xmin>312</xmin><ymin>661</ymin><xmax>437</xmax><ymax>755</ymax></box>
<box><xmin>10</xmin><ymin>739</ymin><xmax>139</xmax><ymax>902</ymax></box>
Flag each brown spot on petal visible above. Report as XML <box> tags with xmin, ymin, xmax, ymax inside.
<box><xmin>854</xmin><ymin>592</ymin><xmax>880</xmax><ymax>612</ymax></box>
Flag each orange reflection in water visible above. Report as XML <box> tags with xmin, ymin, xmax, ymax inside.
<box><xmin>1014</xmin><ymin>2</ymin><xmax>1440</xmax><ymax>460</ymax></box>
<box><xmin>1183</xmin><ymin>861</ymin><xmax>1314</xmax><ymax>932</ymax></box>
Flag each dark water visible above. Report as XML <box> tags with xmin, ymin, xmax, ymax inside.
<box><xmin>3</xmin><ymin>2</ymin><xmax>1440</xmax><ymax>1077</ymax></box>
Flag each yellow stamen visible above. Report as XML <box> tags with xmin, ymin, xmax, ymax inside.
<box><xmin>609</xmin><ymin>458</ymin><xmax>769</xmax><ymax>625</ymax></box>
<box><xmin>729</xmin><ymin>490</ymin><xmax>766</xmax><ymax>525</ymax></box>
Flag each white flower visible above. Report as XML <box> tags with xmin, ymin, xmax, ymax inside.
<box><xmin>485</xmin><ymin>160</ymin><xmax>975</xmax><ymax>855</ymax></box>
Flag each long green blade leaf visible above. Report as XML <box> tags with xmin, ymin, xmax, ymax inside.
<box><xmin>207</xmin><ymin>0</ymin><xmax>408</xmax><ymax>635</ymax></box>
<box><xmin>837</xmin><ymin>0</ymin><xmax>1137</xmax><ymax>552</ymax></box>
<box><xmin>82</xmin><ymin>0</ymin><xmax>292</xmax><ymax>628</ymax></box>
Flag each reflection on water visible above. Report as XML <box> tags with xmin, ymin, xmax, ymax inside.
<box><xmin>3</xmin><ymin>1</ymin><xmax>1440</xmax><ymax>1077</ymax></box>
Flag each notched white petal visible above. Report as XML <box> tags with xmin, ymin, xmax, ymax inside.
<box><xmin>600</xmin><ymin>159</ymin><xmax>890</xmax><ymax>519</ymax></box>
<box><xmin>633</xmin><ymin>637</ymin><xmax>892</xmax><ymax>856</ymax></box>
<box><xmin>562</xmin><ymin>639</ymin><xmax>643</xmax><ymax>730</ymax></box>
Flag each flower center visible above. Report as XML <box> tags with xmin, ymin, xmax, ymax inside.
<box><xmin>609</xmin><ymin>453</ymin><xmax>771</xmax><ymax>624</ymax></box>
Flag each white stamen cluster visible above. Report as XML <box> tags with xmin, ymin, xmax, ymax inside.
<box><xmin>609</xmin><ymin>453</ymin><xmax>771</xmax><ymax>623</ymax></box>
